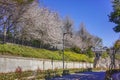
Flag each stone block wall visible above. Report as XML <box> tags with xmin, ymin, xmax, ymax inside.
<box><xmin>0</xmin><ymin>55</ymin><xmax>93</xmax><ymax>73</ymax></box>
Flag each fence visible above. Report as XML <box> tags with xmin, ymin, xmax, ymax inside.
<box><xmin>0</xmin><ymin>34</ymin><xmax>58</xmax><ymax>50</ymax></box>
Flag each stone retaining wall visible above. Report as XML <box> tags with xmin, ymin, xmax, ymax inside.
<box><xmin>96</xmin><ymin>57</ymin><xmax>120</xmax><ymax>69</ymax></box>
<box><xmin>0</xmin><ymin>55</ymin><xmax>93</xmax><ymax>73</ymax></box>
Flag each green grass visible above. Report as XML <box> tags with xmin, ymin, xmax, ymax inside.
<box><xmin>0</xmin><ymin>68</ymin><xmax>90</xmax><ymax>80</ymax></box>
<box><xmin>0</xmin><ymin>43</ymin><xmax>93</xmax><ymax>62</ymax></box>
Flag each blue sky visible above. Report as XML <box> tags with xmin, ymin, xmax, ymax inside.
<box><xmin>40</xmin><ymin>0</ymin><xmax>119</xmax><ymax>47</ymax></box>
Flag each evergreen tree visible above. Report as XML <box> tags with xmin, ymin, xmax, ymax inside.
<box><xmin>109</xmin><ymin>0</ymin><xmax>120</xmax><ymax>32</ymax></box>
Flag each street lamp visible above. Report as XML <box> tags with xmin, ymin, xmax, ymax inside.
<box><xmin>62</xmin><ymin>32</ymin><xmax>72</xmax><ymax>70</ymax></box>
<box><xmin>62</xmin><ymin>33</ymin><xmax>66</xmax><ymax>70</ymax></box>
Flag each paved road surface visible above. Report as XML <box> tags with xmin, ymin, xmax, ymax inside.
<box><xmin>51</xmin><ymin>71</ymin><xmax>105</xmax><ymax>80</ymax></box>
<box><xmin>112</xmin><ymin>72</ymin><xmax>120</xmax><ymax>80</ymax></box>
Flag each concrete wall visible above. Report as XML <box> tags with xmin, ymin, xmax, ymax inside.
<box><xmin>0</xmin><ymin>55</ymin><xmax>93</xmax><ymax>73</ymax></box>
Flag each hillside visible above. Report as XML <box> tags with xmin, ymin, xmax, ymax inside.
<box><xmin>0</xmin><ymin>43</ymin><xmax>93</xmax><ymax>63</ymax></box>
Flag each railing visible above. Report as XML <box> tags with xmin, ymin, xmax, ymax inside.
<box><xmin>0</xmin><ymin>34</ymin><xmax>58</xmax><ymax>51</ymax></box>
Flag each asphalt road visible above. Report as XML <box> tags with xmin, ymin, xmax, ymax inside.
<box><xmin>51</xmin><ymin>71</ymin><xmax>106</xmax><ymax>80</ymax></box>
<box><xmin>112</xmin><ymin>72</ymin><xmax>120</xmax><ymax>80</ymax></box>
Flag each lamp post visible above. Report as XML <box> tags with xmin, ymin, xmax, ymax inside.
<box><xmin>62</xmin><ymin>32</ymin><xmax>72</xmax><ymax>70</ymax></box>
<box><xmin>62</xmin><ymin>33</ymin><xmax>67</xmax><ymax>70</ymax></box>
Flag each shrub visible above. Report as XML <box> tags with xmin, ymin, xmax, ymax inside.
<box><xmin>64</xmin><ymin>48</ymin><xmax>72</xmax><ymax>51</ymax></box>
<box><xmin>115</xmin><ymin>54</ymin><xmax>120</xmax><ymax>60</ymax></box>
<box><xmin>15</xmin><ymin>66</ymin><xmax>22</xmax><ymax>79</ymax></box>
<box><xmin>71</xmin><ymin>46</ymin><xmax>81</xmax><ymax>53</ymax></box>
<box><xmin>37</xmin><ymin>67</ymin><xmax>43</xmax><ymax>73</ymax></box>
<box><xmin>86</xmin><ymin>48</ymin><xmax>95</xmax><ymax>58</ymax></box>
<box><xmin>101</xmin><ymin>52</ymin><xmax>109</xmax><ymax>58</ymax></box>
<box><xmin>15</xmin><ymin>66</ymin><xmax>22</xmax><ymax>73</ymax></box>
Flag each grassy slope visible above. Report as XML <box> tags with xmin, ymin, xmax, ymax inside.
<box><xmin>0</xmin><ymin>43</ymin><xmax>93</xmax><ymax>62</ymax></box>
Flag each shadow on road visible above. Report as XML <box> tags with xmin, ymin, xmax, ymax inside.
<box><xmin>51</xmin><ymin>71</ymin><xmax>105</xmax><ymax>80</ymax></box>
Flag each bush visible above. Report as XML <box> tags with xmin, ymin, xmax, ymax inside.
<box><xmin>64</xmin><ymin>51</ymin><xmax>93</xmax><ymax>62</ymax></box>
<box><xmin>15</xmin><ymin>66</ymin><xmax>22</xmax><ymax>79</ymax></box>
<box><xmin>86</xmin><ymin>48</ymin><xmax>95</xmax><ymax>58</ymax></box>
<box><xmin>64</xmin><ymin>48</ymin><xmax>72</xmax><ymax>51</ymax></box>
<box><xmin>62</xmin><ymin>70</ymin><xmax>69</xmax><ymax>76</ymax></box>
<box><xmin>71</xmin><ymin>46</ymin><xmax>81</xmax><ymax>53</ymax></box>
<box><xmin>101</xmin><ymin>52</ymin><xmax>109</xmax><ymax>58</ymax></box>
<box><xmin>115</xmin><ymin>53</ymin><xmax>120</xmax><ymax>60</ymax></box>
